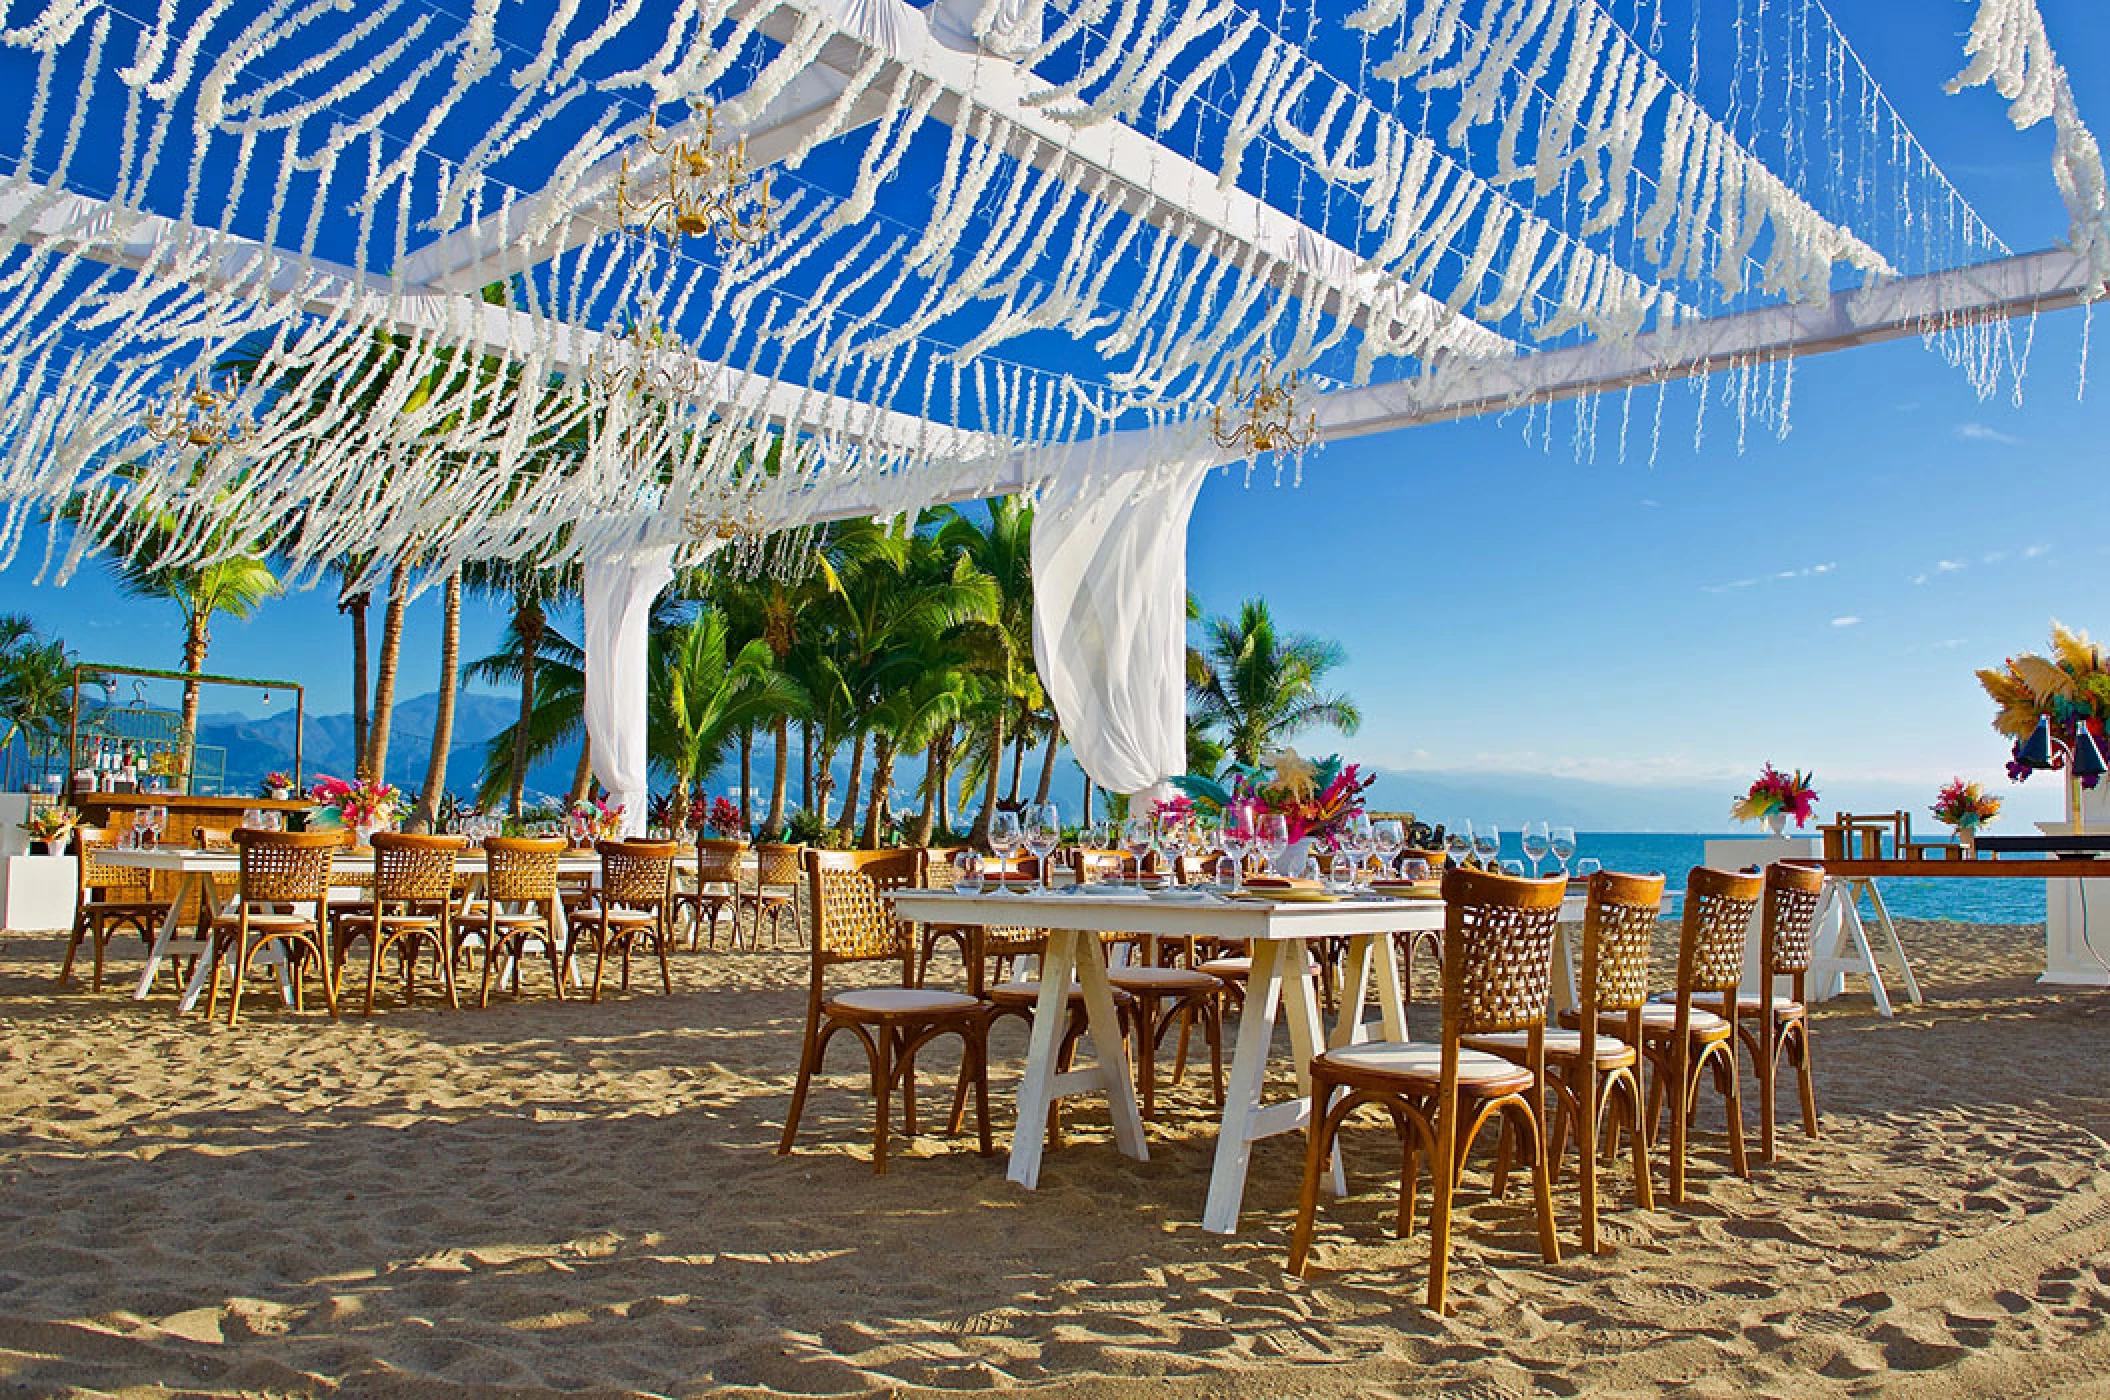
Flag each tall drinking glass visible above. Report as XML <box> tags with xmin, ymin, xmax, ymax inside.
<box><xmin>1122</xmin><ymin>815</ymin><xmax>1154</xmax><ymax>883</ymax></box>
<box><xmin>1025</xmin><ymin>802</ymin><xmax>1060</xmax><ymax>892</ymax></box>
<box><xmin>1255</xmin><ymin>812</ymin><xmax>1289</xmax><ymax>875</ymax></box>
<box><xmin>1444</xmin><ymin>823</ymin><xmax>1472</xmax><ymax>874</ymax></box>
<box><xmin>1549</xmin><ymin>825</ymin><xmax>1577</xmax><ymax>876</ymax></box>
<box><xmin>1372</xmin><ymin>819</ymin><xmax>1405</xmax><ymax>880</ymax></box>
<box><xmin>1520</xmin><ymin>820</ymin><xmax>1550</xmax><ymax>877</ymax></box>
<box><xmin>1472</xmin><ymin>822</ymin><xmax>1501</xmax><ymax>870</ymax></box>
<box><xmin>989</xmin><ymin>810</ymin><xmax>1024</xmax><ymax>894</ymax></box>
<box><xmin>1221</xmin><ymin>805</ymin><xmax>1254</xmax><ymax>892</ymax></box>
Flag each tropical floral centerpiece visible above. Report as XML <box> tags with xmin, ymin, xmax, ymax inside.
<box><xmin>1931</xmin><ymin>778</ymin><xmax>2001</xmax><ymax>853</ymax></box>
<box><xmin>1731</xmin><ymin>764</ymin><xmax>1819</xmax><ymax>831</ymax></box>
<box><xmin>701</xmin><ymin>796</ymin><xmax>744</xmax><ymax>839</ymax></box>
<box><xmin>569</xmin><ymin>796</ymin><xmax>625</xmax><ymax>845</ymax></box>
<box><xmin>1979</xmin><ymin>623</ymin><xmax>2110</xmax><ymax>791</ymax></box>
<box><xmin>307</xmin><ymin>774</ymin><xmax>406</xmax><ymax>839</ymax></box>
<box><xmin>21</xmin><ymin>803</ymin><xmax>78</xmax><ymax>852</ymax></box>
<box><xmin>259</xmin><ymin>770</ymin><xmax>295</xmax><ymax>799</ymax></box>
<box><xmin>1172</xmin><ymin>748</ymin><xmax>1375</xmax><ymax>848</ymax></box>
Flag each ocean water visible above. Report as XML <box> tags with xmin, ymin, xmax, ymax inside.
<box><xmin>1477</xmin><ymin>832</ymin><xmax>2044</xmax><ymax>926</ymax></box>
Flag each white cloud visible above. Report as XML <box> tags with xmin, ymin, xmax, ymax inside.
<box><xmin>1937</xmin><ymin>559</ymin><xmax>1966</xmax><ymax>573</ymax></box>
<box><xmin>1704</xmin><ymin>561</ymin><xmax>1835</xmax><ymax>594</ymax></box>
<box><xmin>1639</xmin><ymin>498</ymin><xmax>1663</xmax><ymax>508</ymax></box>
<box><xmin>1831</xmin><ymin>616</ymin><xmax>1862</xmax><ymax>628</ymax></box>
<box><xmin>2024</xmin><ymin>543</ymin><xmax>2051</xmax><ymax>559</ymax></box>
<box><xmin>1956</xmin><ymin>422</ymin><xmax>2022</xmax><ymax>446</ymax></box>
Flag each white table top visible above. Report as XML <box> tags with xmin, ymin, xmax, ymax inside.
<box><xmin>98</xmin><ymin>845</ymin><xmax>604</xmax><ymax>873</ymax></box>
<box><xmin>890</xmin><ymin>885</ymin><xmax>1515</xmax><ymax>940</ymax></box>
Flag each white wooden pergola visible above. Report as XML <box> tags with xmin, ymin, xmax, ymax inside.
<box><xmin>0</xmin><ymin>0</ymin><xmax>2100</xmax><ymax>814</ymax></box>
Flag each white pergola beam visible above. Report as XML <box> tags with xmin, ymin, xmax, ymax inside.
<box><xmin>0</xmin><ymin>178</ymin><xmax>994</xmax><ymax>461</ymax></box>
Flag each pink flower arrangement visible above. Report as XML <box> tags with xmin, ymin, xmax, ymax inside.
<box><xmin>260</xmin><ymin>771</ymin><xmax>294</xmax><ymax>796</ymax></box>
<box><xmin>1931</xmin><ymin>778</ymin><xmax>2001</xmax><ymax>832</ymax></box>
<box><xmin>1151</xmin><ymin>795</ymin><xmax>1196</xmax><ymax>830</ymax></box>
<box><xmin>705</xmin><ymin>797</ymin><xmax>743</xmax><ymax>838</ymax></box>
<box><xmin>307</xmin><ymin>774</ymin><xmax>406</xmax><ymax>831</ymax></box>
<box><xmin>1730</xmin><ymin>764</ymin><xmax>1819</xmax><ymax>829</ymax></box>
<box><xmin>570</xmin><ymin>797</ymin><xmax>625</xmax><ymax>842</ymax></box>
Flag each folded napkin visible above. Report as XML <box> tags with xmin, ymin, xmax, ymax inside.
<box><xmin>1243</xmin><ymin>875</ymin><xmax>1323</xmax><ymax>892</ymax></box>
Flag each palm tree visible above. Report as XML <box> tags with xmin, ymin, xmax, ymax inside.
<box><xmin>651</xmin><ymin>607</ymin><xmax>805</xmax><ymax>800</ymax></box>
<box><xmin>934</xmin><ymin>497</ymin><xmax>1036</xmax><ymax>844</ymax></box>
<box><xmin>464</xmin><ymin>558</ymin><xmax>576</xmax><ymax>815</ymax></box>
<box><xmin>466</xmin><ymin>610</ymin><xmax>584</xmax><ymax>809</ymax></box>
<box><xmin>363</xmin><ymin>559</ymin><xmax>410</xmax><ymax>782</ymax></box>
<box><xmin>1189</xmin><ymin>598</ymin><xmax>1362</xmax><ymax>767</ymax></box>
<box><xmin>0</xmin><ymin>625</ymin><xmax>74</xmax><ymax>790</ymax></box>
<box><xmin>412</xmin><ymin>567</ymin><xmax>463</xmax><ymax>828</ymax></box>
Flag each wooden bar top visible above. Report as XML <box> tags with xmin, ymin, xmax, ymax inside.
<box><xmin>76</xmin><ymin>794</ymin><xmax>309</xmax><ymax>812</ymax></box>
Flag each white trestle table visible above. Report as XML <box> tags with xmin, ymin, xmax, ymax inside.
<box><xmin>888</xmin><ymin>886</ymin><xmax>1591</xmax><ymax>1235</ymax></box>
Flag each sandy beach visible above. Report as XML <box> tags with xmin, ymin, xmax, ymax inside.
<box><xmin>3</xmin><ymin>916</ymin><xmax>2109</xmax><ymax>1398</ymax></box>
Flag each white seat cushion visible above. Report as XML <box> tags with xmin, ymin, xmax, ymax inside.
<box><xmin>1464</xmin><ymin>1027</ymin><xmax>1634</xmax><ymax>1068</ymax></box>
<box><xmin>1316</xmin><ymin>1040</ymin><xmax>1531</xmax><ymax>1087</ymax></box>
<box><xmin>1198</xmin><ymin>956</ymin><xmax>1252</xmax><ymax>979</ymax></box>
<box><xmin>829</xmin><ymin>987</ymin><xmax>979</xmax><ymax>1017</ymax></box>
<box><xmin>571</xmin><ymin>903</ymin><xmax>658</xmax><ymax>924</ymax></box>
<box><xmin>989</xmin><ymin>979</ymin><xmax>1084</xmax><ymax>1005</ymax></box>
<box><xmin>1689</xmin><ymin>991</ymin><xmax>1806</xmax><ymax>1018</ymax></box>
<box><xmin>1628</xmin><ymin>1002</ymin><xmax>1732</xmax><ymax>1035</ymax></box>
<box><xmin>1106</xmin><ymin>964</ymin><xmax>1219</xmax><ymax>993</ymax></box>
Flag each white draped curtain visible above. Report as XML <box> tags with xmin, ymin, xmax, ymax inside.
<box><xmin>1031</xmin><ymin>457</ymin><xmax>1215</xmax><ymax>811</ymax></box>
<box><xmin>582</xmin><ymin>543</ymin><xmax>678</xmax><ymax>837</ymax></box>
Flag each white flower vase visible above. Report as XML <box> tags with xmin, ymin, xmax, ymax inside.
<box><xmin>1275</xmin><ymin>837</ymin><xmax>1314</xmax><ymax>876</ymax></box>
<box><xmin>1764</xmin><ymin>812</ymin><xmax>1788</xmax><ymax>836</ymax></box>
<box><xmin>354</xmin><ymin>819</ymin><xmax>381</xmax><ymax>849</ymax></box>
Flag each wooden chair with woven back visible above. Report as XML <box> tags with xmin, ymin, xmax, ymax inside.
<box><xmin>744</xmin><ymin>841</ymin><xmax>804</xmax><ymax>948</ymax></box>
<box><xmin>779</xmin><ymin>848</ymin><xmax>993</xmax><ymax>1173</ymax></box>
<box><xmin>1637</xmin><ymin>865</ymin><xmax>1766</xmax><ymax>1203</ymax></box>
<box><xmin>204</xmin><ymin>828</ymin><xmax>343</xmax><ymax>1027</ymax></box>
<box><xmin>330</xmin><ymin>832</ymin><xmax>466</xmax><ymax>1014</ymax></box>
<box><xmin>59</xmin><ymin>826</ymin><xmax>171</xmax><ymax>992</ymax></box>
<box><xmin>671</xmin><ymin>837</ymin><xmax>745</xmax><ymax>949</ymax></box>
<box><xmin>1287</xmin><ymin>866</ymin><xmax>1566</xmax><ymax>1313</ymax></box>
<box><xmin>1483</xmin><ymin>869</ymin><xmax>1665</xmax><ymax>1253</ymax></box>
<box><xmin>457</xmin><ymin>835</ymin><xmax>569</xmax><ymax>1007</ymax></box>
<box><xmin>579</xmin><ymin>838</ymin><xmax>679</xmax><ymax>1001</ymax></box>
<box><xmin>1691</xmin><ymin>860</ymin><xmax>1827</xmax><ymax>1161</ymax></box>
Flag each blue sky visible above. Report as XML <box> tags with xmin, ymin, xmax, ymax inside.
<box><xmin>3</xmin><ymin>1</ymin><xmax>2104</xmax><ymax>830</ymax></box>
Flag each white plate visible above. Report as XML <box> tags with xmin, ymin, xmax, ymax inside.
<box><xmin>1145</xmin><ymin>887</ymin><xmax>1213</xmax><ymax>904</ymax></box>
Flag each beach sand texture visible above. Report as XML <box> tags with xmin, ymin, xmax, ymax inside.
<box><xmin>3</xmin><ymin>915</ymin><xmax>2109</xmax><ymax>1398</ymax></box>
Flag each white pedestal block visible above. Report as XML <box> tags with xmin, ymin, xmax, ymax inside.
<box><xmin>2037</xmin><ymin>818</ymin><xmax>2110</xmax><ymax>986</ymax></box>
<box><xmin>1704</xmin><ymin>834</ymin><xmax>1821</xmax><ymax>998</ymax></box>
<box><xmin>1</xmin><ymin>853</ymin><xmax>78</xmax><ymax>931</ymax></box>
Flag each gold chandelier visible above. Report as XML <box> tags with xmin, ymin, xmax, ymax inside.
<box><xmin>143</xmin><ymin>373</ymin><xmax>247</xmax><ymax>449</ymax></box>
<box><xmin>613</xmin><ymin>103</ymin><xmax>776</xmax><ymax>250</ymax></box>
<box><xmin>1211</xmin><ymin>356</ymin><xmax>1317</xmax><ymax>457</ymax></box>
<box><xmin>585</xmin><ymin>320</ymin><xmax>704</xmax><ymax>404</ymax></box>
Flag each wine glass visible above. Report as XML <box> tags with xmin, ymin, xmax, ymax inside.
<box><xmin>1025</xmin><ymin>801</ymin><xmax>1060</xmax><ymax>892</ymax></box>
<box><xmin>1499</xmin><ymin>858</ymin><xmax>1526</xmax><ymax>878</ymax></box>
<box><xmin>1400</xmin><ymin>857</ymin><xmax>1431</xmax><ymax>883</ymax></box>
<box><xmin>1371</xmin><ymin>819</ymin><xmax>1405</xmax><ymax>880</ymax></box>
<box><xmin>953</xmin><ymin>850</ymin><xmax>984</xmax><ymax>894</ymax></box>
<box><xmin>1255</xmin><ymin>812</ymin><xmax>1290</xmax><ymax>875</ymax></box>
<box><xmin>989</xmin><ymin>811</ymin><xmax>1024</xmax><ymax>893</ymax></box>
<box><xmin>1549</xmin><ymin>825</ymin><xmax>1577</xmax><ymax>876</ymax></box>
<box><xmin>240</xmin><ymin>808</ymin><xmax>262</xmax><ymax>831</ymax></box>
<box><xmin>1472</xmin><ymin>821</ymin><xmax>1501</xmax><ymax>870</ymax></box>
<box><xmin>1520</xmin><ymin>820</ymin><xmax>1550</xmax><ymax>877</ymax></box>
<box><xmin>1444</xmin><ymin>822</ymin><xmax>1472</xmax><ymax>874</ymax></box>
<box><xmin>1121</xmin><ymin>815</ymin><xmax>1155</xmax><ymax>883</ymax></box>
<box><xmin>1221</xmin><ymin>805</ymin><xmax>1254</xmax><ymax>892</ymax></box>
<box><xmin>1576</xmin><ymin>857</ymin><xmax>1603</xmax><ymax>881</ymax></box>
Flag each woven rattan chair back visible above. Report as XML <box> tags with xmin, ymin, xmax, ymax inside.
<box><xmin>1440</xmin><ymin>866</ymin><xmax>1567</xmax><ymax>1036</ymax></box>
<box><xmin>1583</xmin><ymin>870</ymin><xmax>1668</xmax><ymax>1014</ymax></box>
<box><xmin>481</xmin><ymin>836</ymin><xmax>565</xmax><ymax>902</ymax></box>
<box><xmin>756</xmin><ymin>842</ymin><xmax>804</xmax><ymax>888</ymax></box>
<box><xmin>805</xmin><ymin>848</ymin><xmax>925</xmax><ymax>967</ymax></box>
<box><xmin>231</xmin><ymin>828</ymin><xmax>339</xmax><ymax>903</ymax></box>
<box><xmin>1762</xmin><ymin>861</ymin><xmax>1826</xmax><ymax>975</ymax></box>
<box><xmin>696</xmin><ymin>838</ymin><xmax>747</xmax><ymax>885</ymax></box>
<box><xmin>1679</xmin><ymin>866</ymin><xmax>1766</xmax><ymax>995</ymax></box>
<box><xmin>599</xmin><ymin>839</ymin><xmax>677</xmax><ymax>906</ymax></box>
<box><xmin>922</xmin><ymin>847</ymin><xmax>963</xmax><ymax>889</ymax></box>
<box><xmin>75</xmin><ymin>828</ymin><xmax>151</xmax><ymax>899</ymax></box>
<box><xmin>370</xmin><ymin>832</ymin><xmax>464</xmax><ymax>903</ymax></box>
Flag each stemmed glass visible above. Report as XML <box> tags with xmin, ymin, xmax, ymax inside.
<box><xmin>1121</xmin><ymin>815</ymin><xmax>1155</xmax><ymax>883</ymax></box>
<box><xmin>1472</xmin><ymin>821</ymin><xmax>1501</xmax><ymax>871</ymax></box>
<box><xmin>1371</xmin><ymin>818</ymin><xmax>1405</xmax><ymax>881</ymax></box>
<box><xmin>1575</xmin><ymin>857</ymin><xmax>1603</xmax><ymax>881</ymax></box>
<box><xmin>1444</xmin><ymin>822</ymin><xmax>1473</xmax><ymax>874</ymax></box>
<box><xmin>1025</xmin><ymin>801</ymin><xmax>1060</xmax><ymax>892</ymax></box>
<box><xmin>1255</xmin><ymin>812</ymin><xmax>1289</xmax><ymax>876</ymax></box>
<box><xmin>989</xmin><ymin>810</ymin><xmax>1024</xmax><ymax>894</ymax></box>
<box><xmin>1520</xmin><ymin>820</ymin><xmax>1550</xmax><ymax>877</ymax></box>
<box><xmin>1338</xmin><ymin>814</ymin><xmax>1371</xmax><ymax>889</ymax></box>
<box><xmin>1221</xmin><ymin>805</ymin><xmax>1254</xmax><ymax>892</ymax></box>
<box><xmin>1549</xmin><ymin>825</ymin><xmax>1577</xmax><ymax>877</ymax></box>
<box><xmin>953</xmin><ymin>850</ymin><xmax>985</xmax><ymax>894</ymax></box>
